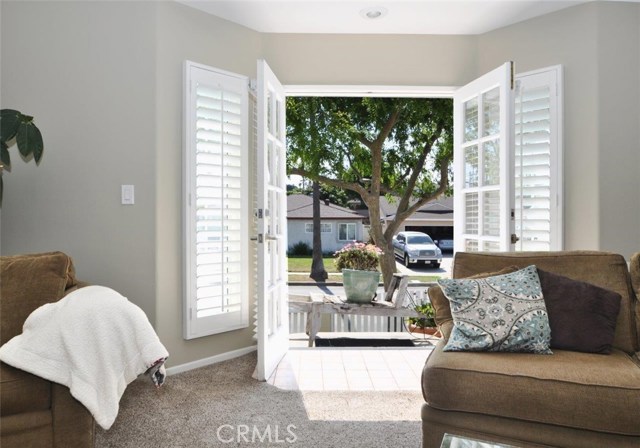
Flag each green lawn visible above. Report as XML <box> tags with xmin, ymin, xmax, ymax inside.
<box><xmin>287</xmin><ymin>257</ymin><xmax>439</xmax><ymax>283</ymax></box>
<box><xmin>287</xmin><ymin>256</ymin><xmax>339</xmax><ymax>273</ymax></box>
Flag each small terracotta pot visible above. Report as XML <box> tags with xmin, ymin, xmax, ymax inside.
<box><xmin>408</xmin><ymin>324</ymin><xmax>441</xmax><ymax>337</ymax></box>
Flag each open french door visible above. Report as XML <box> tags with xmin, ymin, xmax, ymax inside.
<box><xmin>255</xmin><ymin>60</ymin><xmax>289</xmax><ymax>381</ymax></box>
<box><xmin>453</xmin><ymin>62</ymin><xmax>516</xmax><ymax>253</ymax></box>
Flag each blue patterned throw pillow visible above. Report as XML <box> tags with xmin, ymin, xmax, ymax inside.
<box><xmin>438</xmin><ymin>265</ymin><xmax>552</xmax><ymax>354</ymax></box>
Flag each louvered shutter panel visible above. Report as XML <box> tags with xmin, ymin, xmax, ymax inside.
<box><xmin>514</xmin><ymin>67</ymin><xmax>563</xmax><ymax>251</ymax></box>
<box><xmin>184</xmin><ymin>62</ymin><xmax>249</xmax><ymax>339</ymax></box>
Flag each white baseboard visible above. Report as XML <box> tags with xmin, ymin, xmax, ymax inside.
<box><xmin>165</xmin><ymin>345</ymin><xmax>257</xmax><ymax>376</ymax></box>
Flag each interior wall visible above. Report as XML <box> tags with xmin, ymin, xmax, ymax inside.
<box><xmin>261</xmin><ymin>33</ymin><xmax>477</xmax><ymax>86</ymax></box>
<box><xmin>595</xmin><ymin>2</ymin><xmax>640</xmax><ymax>256</ymax></box>
<box><xmin>478</xmin><ymin>2</ymin><xmax>602</xmax><ymax>253</ymax></box>
<box><xmin>154</xmin><ymin>1</ymin><xmax>262</xmax><ymax>367</ymax></box>
<box><xmin>0</xmin><ymin>1</ymin><xmax>158</xmax><ymax>322</ymax></box>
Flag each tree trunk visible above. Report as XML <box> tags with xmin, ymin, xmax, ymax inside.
<box><xmin>310</xmin><ymin>181</ymin><xmax>328</xmax><ymax>281</ymax></box>
<box><xmin>379</xmin><ymin>247</ymin><xmax>397</xmax><ymax>290</ymax></box>
<box><xmin>363</xmin><ymin>193</ymin><xmax>397</xmax><ymax>289</ymax></box>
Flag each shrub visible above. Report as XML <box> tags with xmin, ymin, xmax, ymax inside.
<box><xmin>288</xmin><ymin>241</ymin><xmax>313</xmax><ymax>256</ymax></box>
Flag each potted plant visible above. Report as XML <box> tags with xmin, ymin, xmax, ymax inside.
<box><xmin>408</xmin><ymin>301</ymin><xmax>440</xmax><ymax>336</ymax></box>
<box><xmin>0</xmin><ymin>109</ymin><xmax>44</xmax><ymax>206</ymax></box>
<box><xmin>334</xmin><ymin>242</ymin><xmax>383</xmax><ymax>303</ymax></box>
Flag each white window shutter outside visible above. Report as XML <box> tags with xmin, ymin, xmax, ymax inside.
<box><xmin>184</xmin><ymin>61</ymin><xmax>250</xmax><ymax>339</ymax></box>
<box><xmin>514</xmin><ymin>66</ymin><xmax>563</xmax><ymax>251</ymax></box>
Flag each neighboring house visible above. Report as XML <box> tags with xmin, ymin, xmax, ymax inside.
<box><xmin>379</xmin><ymin>196</ymin><xmax>454</xmax><ymax>243</ymax></box>
<box><xmin>287</xmin><ymin>194</ymin><xmax>368</xmax><ymax>253</ymax></box>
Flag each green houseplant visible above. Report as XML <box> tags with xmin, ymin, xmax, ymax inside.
<box><xmin>0</xmin><ymin>109</ymin><xmax>44</xmax><ymax>206</ymax></box>
<box><xmin>408</xmin><ymin>301</ymin><xmax>440</xmax><ymax>336</ymax></box>
<box><xmin>334</xmin><ymin>242</ymin><xmax>383</xmax><ymax>303</ymax></box>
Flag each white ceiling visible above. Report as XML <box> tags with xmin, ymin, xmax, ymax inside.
<box><xmin>177</xmin><ymin>0</ymin><xmax>595</xmax><ymax>35</ymax></box>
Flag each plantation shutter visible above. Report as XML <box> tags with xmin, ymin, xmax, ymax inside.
<box><xmin>514</xmin><ymin>66</ymin><xmax>563</xmax><ymax>251</ymax></box>
<box><xmin>184</xmin><ymin>61</ymin><xmax>249</xmax><ymax>339</ymax></box>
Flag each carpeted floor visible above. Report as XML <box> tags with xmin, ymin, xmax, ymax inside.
<box><xmin>96</xmin><ymin>352</ymin><xmax>423</xmax><ymax>448</ymax></box>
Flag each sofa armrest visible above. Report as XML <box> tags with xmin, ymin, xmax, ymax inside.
<box><xmin>52</xmin><ymin>384</ymin><xmax>94</xmax><ymax>448</ymax></box>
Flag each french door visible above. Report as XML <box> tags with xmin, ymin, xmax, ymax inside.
<box><xmin>255</xmin><ymin>60</ymin><xmax>289</xmax><ymax>381</ymax></box>
<box><xmin>453</xmin><ymin>62</ymin><xmax>515</xmax><ymax>253</ymax></box>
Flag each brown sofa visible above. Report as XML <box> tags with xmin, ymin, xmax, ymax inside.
<box><xmin>1</xmin><ymin>252</ymin><xmax>94</xmax><ymax>448</ymax></box>
<box><xmin>422</xmin><ymin>251</ymin><xmax>640</xmax><ymax>448</ymax></box>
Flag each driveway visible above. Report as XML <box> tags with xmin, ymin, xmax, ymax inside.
<box><xmin>395</xmin><ymin>253</ymin><xmax>453</xmax><ymax>278</ymax></box>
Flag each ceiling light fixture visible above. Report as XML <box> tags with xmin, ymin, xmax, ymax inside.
<box><xmin>360</xmin><ymin>7</ymin><xmax>387</xmax><ymax>20</ymax></box>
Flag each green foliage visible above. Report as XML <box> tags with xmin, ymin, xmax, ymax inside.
<box><xmin>286</xmin><ymin>97</ymin><xmax>453</xmax><ymax>199</ymax></box>
<box><xmin>409</xmin><ymin>301</ymin><xmax>436</xmax><ymax>328</ymax></box>
<box><xmin>0</xmin><ymin>109</ymin><xmax>45</xmax><ymax>206</ymax></box>
<box><xmin>286</xmin><ymin>183</ymin><xmax>361</xmax><ymax>208</ymax></box>
<box><xmin>288</xmin><ymin>241</ymin><xmax>313</xmax><ymax>256</ymax></box>
<box><xmin>334</xmin><ymin>242</ymin><xmax>383</xmax><ymax>272</ymax></box>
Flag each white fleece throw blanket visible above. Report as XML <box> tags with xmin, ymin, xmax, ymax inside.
<box><xmin>0</xmin><ymin>285</ymin><xmax>169</xmax><ymax>430</ymax></box>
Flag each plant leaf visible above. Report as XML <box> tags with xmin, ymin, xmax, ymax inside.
<box><xmin>16</xmin><ymin>121</ymin><xmax>44</xmax><ymax>163</ymax></box>
<box><xmin>1</xmin><ymin>141</ymin><xmax>10</xmax><ymax>169</ymax></box>
<box><xmin>1</xmin><ymin>109</ymin><xmax>22</xmax><ymax>143</ymax></box>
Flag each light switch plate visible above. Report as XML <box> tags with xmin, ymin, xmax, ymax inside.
<box><xmin>121</xmin><ymin>185</ymin><xmax>135</xmax><ymax>205</ymax></box>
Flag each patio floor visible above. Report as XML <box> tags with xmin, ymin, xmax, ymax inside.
<box><xmin>267</xmin><ymin>332</ymin><xmax>437</xmax><ymax>392</ymax></box>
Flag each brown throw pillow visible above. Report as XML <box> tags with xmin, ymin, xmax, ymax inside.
<box><xmin>537</xmin><ymin>269</ymin><xmax>621</xmax><ymax>354</ymax></box>
<box><xmin>428</xmin><ymin>265</ymin><xmax>519</xmax><ymax>340</ymax></box>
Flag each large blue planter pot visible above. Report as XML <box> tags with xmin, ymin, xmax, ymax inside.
<box><xmin>342</xmin><ymin>269</ymin><xmax>381</xmax><ymax>303</ymax></box>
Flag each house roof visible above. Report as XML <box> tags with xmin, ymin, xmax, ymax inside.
<box><xmin>287</xmin><ymin>194</ymin><xmax>364</xmax><ymax>220</ymax></box>
<box><xmin>379</xmin><ymin>196</ymin><xmax>454</xmax><ymax>220</ymax></box>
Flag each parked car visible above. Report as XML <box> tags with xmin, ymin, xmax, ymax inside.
<box><xmin>392</xmin><ymin>231</ymin><xmax>442</xmax><ymax>268</ymax></box>
<box><xmin>435</xmin><ymin>238</ymin><xmax>454</xmax><ymax>252</ymax></box>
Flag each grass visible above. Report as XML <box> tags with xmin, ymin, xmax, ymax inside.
<box><xmin>287</xmin><ymin>256</ymin><xmax>339</xmax><ymax>273</ymax></box>
<box><xmin>286</xmin><ymin>256</ymin><xmax>440</xmax><ymax>283</ymax></box>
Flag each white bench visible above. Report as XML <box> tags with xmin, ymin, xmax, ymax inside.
<box><xmin>288</xmin><ymin>274</ymin><xmax>424</xmax><ymax>347</ymax></box>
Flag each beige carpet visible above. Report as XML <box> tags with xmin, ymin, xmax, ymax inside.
<box><xmin>96</xmin><ymin>352</ymin><xmax>423</xmax><ymax>448</ymax></box>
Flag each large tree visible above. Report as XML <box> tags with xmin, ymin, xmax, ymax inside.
<box><xmin>286</xmin><ymin>97</ymin><xmax>453</xmax><ymax>288</ymax></box>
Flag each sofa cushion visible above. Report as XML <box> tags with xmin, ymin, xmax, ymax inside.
<box><xmin>538</xmin><ymin>269</ymin><xmax>621</xmax><ymax>353</ymax></box>
<box><xmin>422</xmin><ymin>342</ymin><xmax>640</xmax><ymax>436</ymax></box>
<box><xmin>452</xmin><ymin>251</ymin><xmax>638</xmax><ymax>353</ymax></box>
<box><xmin>0</xmin><ymin>252</ymin><xmax>75</xmax><ymax>345</ymax></box>
<box><xmin>438</xmin><ymin>266</ymin><xmax>552</xmax><ymax>354</ymax></box>
<box><xmin>429</xmin><ymin>266</ymin><xmax>519</xmax><ymax>340</ymax></box>
<box><xmin>0</xmin><ymin>362</ymin><xmax>50</xmax><ymax>416</ymax></box>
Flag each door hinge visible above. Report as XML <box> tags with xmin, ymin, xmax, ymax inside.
<box><xmin>511</xmin><ymin>234</ymin><xmax>520</xmax><ymax>244</ymax></box>
<box><xmin>257</xmin><ymin>208</ymin><xmax>263</xmax><ymax>219</ymax></box>
<box><xmin>258</xmin><ymin>234</ymin><xmax>263</xmax><ymax>243</ymax></box>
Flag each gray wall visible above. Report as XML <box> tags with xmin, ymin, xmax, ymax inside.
<box><xmin>595</xmin><ymin>2</ymin><xmax>640</xmax><ymax>256</ymax></box>
<box><xmin>1</xmin><ymin>1</ymin><xmax>158</xmax><ymax>323</ymax></box>
<box><xmin>262</xmin><ymin>33</ymin><xmax>477</xmax><ymax>86</ymax></box>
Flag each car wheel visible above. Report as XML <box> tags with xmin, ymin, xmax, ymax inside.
<box><xmin>432</xmin><ymin>262</ymin><xmax>441</xmax><ymax>269</ymax></box>
<box><xmin>404</xmin><ymin>254</ymin><xmax>411</xmax><ymax>268</ymax></box>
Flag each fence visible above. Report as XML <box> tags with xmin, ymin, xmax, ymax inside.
<box><xmin>289</xmin><ymin>285</ymin><xmax>433</xmax><ymax>334</ymax></box>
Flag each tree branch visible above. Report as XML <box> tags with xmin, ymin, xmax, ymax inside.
<box><xmin>394</xmin><ymin>155</ymin><xmax>451</xmax><ymax>225</ymax></box>
<box><xmin>289</xmin><ymin>167</ymin><xmax>368</xmax><ymax>197</ymax></box>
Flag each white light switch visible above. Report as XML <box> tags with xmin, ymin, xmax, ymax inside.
<box><xmin>121</xmin><ymin>185</ymin><xmax>135</xmax><ymax>205</ymax></box>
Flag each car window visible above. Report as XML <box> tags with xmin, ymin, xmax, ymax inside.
<box><xmin>407</xmin><ymin>235</ymin><xmax>433</xmax><ymax>244</ymax></box>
